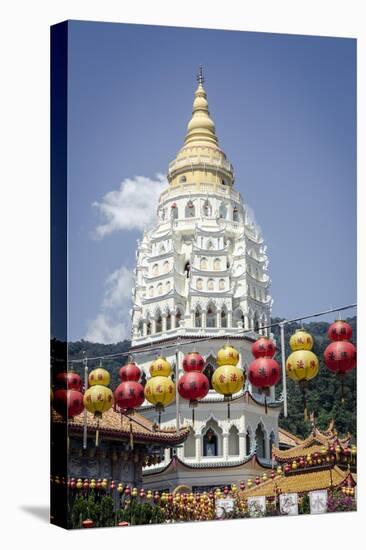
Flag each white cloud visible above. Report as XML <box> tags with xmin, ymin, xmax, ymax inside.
<box><xmin>93</xmin><ymin>173</ymin><xmax>167</xmax><ymax>238</ymax></box>
<box><xmin>85</xmin><ymin>266</ymin><xmax>133</xmax><ymax>344</ymax></box>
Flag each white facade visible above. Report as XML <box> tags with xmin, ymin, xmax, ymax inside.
<box><xmin>129</xmin><ymin>71</ymin><xmax>281</xmax><ymax>490</ymax></box>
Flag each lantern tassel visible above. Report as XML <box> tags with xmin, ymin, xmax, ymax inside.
<box><xmin>227</xmin><ymin>401</ymin><xmax>231</xmax><ymax>420</ymax></box>
<box><xmin>192</xmin><ymin>407</ymin><xmax>195</xmax><ymax>427</ymax></box>
<box><xmin>95</xmin><ymin>418</ymin><xmax>100</xmax><ymax>447</ymax></box>
<box><xmin>129</xmin><ymin>418</ymin><xmax>134</xmax><ymax>450</ymax></box>
<box><xmin>158</xmin><ymin>410</ymin><xmax>161</xmax><ymax>427</ymax></box>
<box><xmin>301</xmin><ymin>383</ymin><xmax>308</xmax><ymax>421</ymax></box>
<box><xmin>264</xmin><ymin>394</ymin><xmax>268</xmax><ymax>415</ymax></box>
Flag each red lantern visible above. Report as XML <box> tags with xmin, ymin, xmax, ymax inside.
<box><xmin>252</xmin><ymin>337</ymin><xmax>276</xmax><ymax>359</ymax></box>
<box><xmin>55</xmin><ymin>371</ymin><xmax>82</xmax><ymax>391</ymax></box>
<box><xmin>114</xmin><ymin>381</ymin><xmax>145</xmax><ymax>411</ymax></box>
<box><xmin>328</xmin><ymin>320</ymin><xmax>352</xmax><ymax>342</ymax></box>
<box><xmin>248</xmin><ymin>338</ymin><xmax>281</xmax><ymax>414</ymax></box>
<box><xmin>324</xmin><ymin>325</ymin><xmax>356</xmax><ymax>404</ymax></box>
<box><xmin>182</xmin><ymin>352</ymin><xmax>205</xmax><ymax>372</ymax></box>
<box><xmin>119</xmin><ymin>363</ymin><xmax>141</xmax><ymax>382</ymax></box>
<box><xmin>115</xmin><ymin>362</ymin><xmax>144</xmax><ymax>450</ymax></box>
<box><xmin>324</xmin><ymin>341</ymin><xmax>356</xmax><ymax>374</ymax></box>
<box><xmin>53</xmin><ymin>389</ymin><xmax>84</xmax><ymax>419</ymax></box>
<box><xmin>178</xmin><ymin>352</ymin><xmax>209</xmax><ymax>425</ymax></box>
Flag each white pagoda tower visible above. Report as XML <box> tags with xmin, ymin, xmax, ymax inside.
<box><xmin>130</xmin><ymin>69</ymin><xmax>282</xmax><ymax>491</ymax></box>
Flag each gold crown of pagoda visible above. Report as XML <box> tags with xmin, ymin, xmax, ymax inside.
<box><xmin>167</xmin><ymin>67</ymin><xmax>235</xmax><ymax>187</ymax></box>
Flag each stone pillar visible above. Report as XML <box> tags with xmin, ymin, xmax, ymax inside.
<box><xmin>162</xmin><ymin>313</ymin><xmax>167</xmax><ymax>332</ymax></box>
<box><xmin>238</xmin><ymin>432</ymin><xmax>246</xmax><ymax>458</ymax></box>
<box><xmin>202</xmin><ymin>310</ymin><xmax>207</xmax><ymax>328</ymax></box>
<box><xmin>195</xmin><ymin>433</ymin><xmax>202</xmax><ymax>462</ymax></box>
<box><xmin>151</xmin><ymin>318</ymin><xmax>156</xmax><ymax>334</ymax></box>
<box><xmin>227</xmin><ymin>310</ymin><xmax>233</xmax><ymax>328</ymax></box>
<box><xmin>171</xmin><ymin>312</ymin><xmax>176</xmax><ymax>329</ymax></box>
<box><xmin>244</xmin><ymin>315</ymin><xmax>249</xmax><ymax>330</ymax></box>
<box><xmin>222</xmin><ymin>433</ymin><xmax>229</xmax><ymax>459</ymax></box>
<box><xmin>143</xmin><ymin>320</ymin><xmax>147</xmax><ymax>337</ymax></box>
<box><xmin>216</xmin><ymin>310</ymin><xmax>221</xmax><ymax>328</ymax></box>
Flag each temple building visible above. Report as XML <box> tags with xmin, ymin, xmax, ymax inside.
<box><xmin>241</xmin><ymin>419</ymin><xmax>357</xmax><ymax>498</ymax></box>
<box><xmin>129</xmin><ymin>69</ymin><xmax>284</xmax><ymax>490</ymax></box>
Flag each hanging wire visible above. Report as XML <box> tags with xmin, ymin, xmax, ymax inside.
<box><xmin>65</xmin><ymin>303</ymin><xmax>356</xmax><ymax>365</ymax></box>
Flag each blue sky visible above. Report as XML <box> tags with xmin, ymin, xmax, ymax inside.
<box><xmin>67</xmin><ymin>21</ymin><xmax>356</xmax><ymax>343</ymax></box>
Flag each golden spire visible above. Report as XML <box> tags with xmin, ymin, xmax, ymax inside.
<box><xmin>184</xmin><ymin>66</ymin><xmax>218</xmax><ymax>146</ymax></box>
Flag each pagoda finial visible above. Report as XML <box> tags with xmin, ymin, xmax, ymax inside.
<box><xmin>197</xmin><ymin>65</ymin><xmax>205</xmax><ymax>86</ymax></box>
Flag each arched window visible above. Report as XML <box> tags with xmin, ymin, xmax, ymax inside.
<box><xmin>176</xmin><ymin>308</ymin><xmax>182</xmax><ymax>327</ymax></box>
<box><xmin>206</xmin><ymin>304</ymin><xmax>217</xmax><ymax>328</ymax></box>
<box><xmin>196</xmin><ymin>278</ymin><xmax>203</xmax><ymax>290</ymax></box>
<box><xmin>203</xmin><ymin>200</ymin><xmax>212</xmax><ymax>217</ymax></box>
<box><xmin>256</xmin><ymin>424</ymin><xmax>266</xmax><ymax>459</ymax></box>
<box><xmin>146</xmin><ymin>318</ymin><xmax>152</xmax><ymax>336</ymax></box>
<box><xmin>203</xmin><ymin>356</ymin><xmax>216</xmax><ymax>389</ymax></box>
<box><xmin>228</xmin><ymin>425</ymin><xmax>239</xmax><ymax>455</ymax></box>
<box><xmin>152</xmin><ymin>263</ymin><xmax>159</xmax><ymax>276</ymax></box>
<box><xmin>149</xmin><ymin>286</ymin><xmax>154</xmax><ymax>297</ymax></box>
<box><xmin>233</xmin><ymin>206</ymin><xmax>239</xmax><ymax>222</ymax></box>
<box><xmin>185</xmin><ymin>200</ymin><xmax>195</xmax><ymax>217</ymax></box>
<box><xmin>214</xmin><ymin>258</ymin><xmax>221</xmax><ymax>270</ymax></box>
<box><xmin>219</xmin><ymin>203</ymin><xmax>227</xmax><ymax>219</ymax></box>
<box><xmin>155</xmin><ymin>311</ymin><xmax>162</xmax><ymax>333</ymax></box>
<box><xmin>159</xmin><ymin>243</ymin><xmax>165</xmax><ymax>254</ymax></box>
<box><xmin>166</xmin><ymin>312</ymin><xmax>171</xmax><ymax>330</ymax></box>
<box><xmin>207</xmin><ymin>278</ymin><xmax>214</xmax><ymax>291</ymax></box>
<box><xmin>203</xmin><ymin>429</ymin><xmax>218</xmax><ymax>457</ymax></box>
<box><xmin>157</xmin><ymin>283</ymin><xmax>163</xmax><ymax>295</ymax></box>
<box><xmin>254</xmin><ymin>312</ymin><xmax>260</xmax><ymax>333</ymax></box>
<box><xmin>179</xmin><ymin>175</ymin><xmax>187</xmax><ymax>183</ymax></box>
<box><xmin>221</xmin><ymin>306</ymin><xmax>228</xmax><ymax>328</ymax></box>
<box><xmin>195</xmin><ymin>307</ymin><xmax>202</xmax><ymax>328</ymax></box>
<box><xmin>163</xmin><ymin>260</ymin><xmax>169</xmax><ymax>273</ymax></box>
<box><xmin>184</xmin><ymin>261</ymin><xmax>190</xmax><ymax>278</ymax></box>
<box><xmin>207</xmin><ymin>239</ymin><xmax>214</xmax><ymax>250</ymax></box>
<box><xmin>165</xmin><ymin>280</ymin><xmax>171</xmax><ymax>293</ymax></box>
<box><xmin>171</xmin><ymin>204</ymin><xmax>178</xmax><ymax>219</ymax></box>
<box><xmin>219</xmin><ymin>278</ymin><xmax>225</xmax><ymax>290</ymax></box>
<box><xmin>200</xmin><ymin>257</ymin><xmax>208</xmax><ymax>270</ymax></box>
<box><xmin>234</xmin><ymin>308</ymin><xmax>244</xmax><ymax>328</ymax></box>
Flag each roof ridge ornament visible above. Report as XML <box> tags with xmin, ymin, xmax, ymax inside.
<box><xmin>197</xmin><ymin>65</ymin><xmax>205</xmax><ymax>86</ymax></box>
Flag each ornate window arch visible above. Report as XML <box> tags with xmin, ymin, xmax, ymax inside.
<box><xmin>152</xmin><ymin>263</ymin><xmax>159</xmax><ymax>276</ymax></box>
<box><xmin>233</xmin><ymin>308</ymin><xmax>244</xmax><ymax>328</ymax></box>
<box><xmin>219</xmin><ymin>278</ymin><xmax>225</xmax><ymax>290</ymax></box>
<box><xmin>157</xmin><ymin>283</ymin><xmax>163</xmax><ymax>295</ymax></box>
<box><xmin>207</xmin><ymin>278</ymin><xmax>214</xmax><ymax>291</ymax></box>
<box><xmin>163</xmin><ymin>260</ymin><xmax>169</xmax><ymax>273</ymax></box>
<box><xmin>214</xmin><ymin>258</ymin><xmax>221</xmax><ymax>270</ymax></box>
<box><xmin>149</xmin><ymin>285</ymin><xmax>154</xmax><ymax>298</ymax></box>
<box><xmin>255</xmin><ymin>423</ymin><xmax>267</xmax><ymax>459</ymax></box>
<box><xmin>185</xmin><ymin>200</ymin><xmax>195</xmax><ymax>218</ymax></box>
<box><xmin>206</xmin><ymin>303</ymin><xmax>217</xmax><ymax>328</ymax></box>
<box><xmin>200</xmin><ymin>257</ymin><xmax>208</xmax><ymax>270</ymax></box>
<box><xmin>155</xmin><ymin>309</ymin><xmax>162</xmax><ymax>333</ymax></box>
<box><xmin>195</xmin><ymin>305</ymin><xmax>202</xmax><ymax>328</ymax></box>
<box><xmin>219</xmin><ymin>202</ymin><xmax>228</xmax><ymax>219</ymax></box>
<box><xmin>203</xmin><ymin>419</ymin><xmax>222</xmax><ymax>457</ymax></box>
<box><xmin>203</xmin><ymin>355</ymin><xmax>216</xmax><ymax>388</ymax></box>
<box><xmin>176</xmin><ymin>307</ymin><xmax>183</xmax><ymax>327</ymax></box>
<box><xmin>221</xmin><ymin>305</ymin><xmax>228</xmax><ymax>328</ymax></box>
<box><xmin>166</xmin><ymin>310</ymin><xmax>172</xmax><ymax>330</ymax></box>
<box><xmin>196</xmin><ymin>278</ymin><xmax>203</xmax><ymax>290</ymax></box>
<box><xmin>228</xmin><ymin>425</ymin><xmax>239</xmax><ymax>456</ymax></box>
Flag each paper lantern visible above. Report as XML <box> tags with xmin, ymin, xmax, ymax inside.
<box><xmin>178</xmin><ymin>352</ymin><xmax>209</xmax><ymax>424</ymax></box>
<box><xmin>212</xmin><ymin>344</ymin><xmax>244</xmax><ymax>418</ymax></box>
<box><xmin>83</xmin><ymin>367</ymin><xmax>113</xmax><ymax>446</ymax></box>
<box><xmin>324</xmin><ymin>320</ymin><xmax>356</xmax><ymax>404</ymax></box>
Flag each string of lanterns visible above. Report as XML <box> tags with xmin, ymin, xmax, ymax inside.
<box><xmin>83</xmin><ymin>364</ymin><xmax>114</xmax><ymax>446</ymax></box>
<box><xmin>324</xmin><ymin>320</ymin><xmax>356</xmax><ymax>404</ymax></box>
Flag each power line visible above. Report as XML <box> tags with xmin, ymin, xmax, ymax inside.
<box><xmin>66</xmin><ymin>302</ymin><xmax>357</xmax><ymax>365</ymax></box>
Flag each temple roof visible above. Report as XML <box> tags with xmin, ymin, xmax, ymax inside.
<box><xmin>51</xmin><ymin>407</ymin><xmax>189</xmax><ymax>445</ymax></box>
<box><xmin>242</xmin><ymin>466</ymin><xmax>356</xmax><ymax>497</ymax></box>
<box><xmin>273</xmin><ymin>419</ymin><xmax>352</xmax><ymax>462</ymax></box>
<box><xmin>278</xmin><ymin>427</ymin><xmax>304</xmax><ymax>449</ymax></box>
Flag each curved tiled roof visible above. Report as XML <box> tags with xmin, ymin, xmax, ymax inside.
<box><xmin>278</xmin><ymin>427</ymin><xmax>304</xmax><ymax>448</ymax></box>
<box><xmin>51</xmin><ymin>407</ymin><xmax>189</xmax><ymax>445</ymax></box>
<box><xmin>242</xmin><ymin>466</ymin><xmax>355</xmax><ymax>498</ymax></box>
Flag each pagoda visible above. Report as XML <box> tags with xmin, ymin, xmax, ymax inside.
<box><xmin>130</xmin><ymin>68</ymin><xmax>282</xmax><ymax>491</ymax></box>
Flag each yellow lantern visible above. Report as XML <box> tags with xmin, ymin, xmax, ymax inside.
<box><xmin>289</xmin><ymin>329</ymin><xmax>313</xmax><ymax>351</ymax></box>
<box><xmin>84</xmin><ymin>367</ymin><xmax>113</xmax><ymax>446</ymax></box>
<box><xmin>144</xmin><ymin>357</ymin><xmax>175</xmax><ymax>425</ymax></box>
<box><xmin>286</xmin><ymin>329</ymin><xmax>319</xmax><ymax>420</ymax></box>
<box><xmin>83</xmin><ymin>385</ymin><xmax>114</xmax><ymax>416</ymax></box>
<box><xmin>212</xmin><ymin>362</ymin><xmax>244</xmax><ymax>419</ymax></box>
<box><xmin>90</xmin><ymin>479</ymin><xmax>96</xmax><ymax>490</ymax></box>
<box><xmin>88</xmin><ymin>367</ymin><xmax>110</xmax><ymax>386</ymax></box>
<box><xmin>149</xmin><ymin>356</ymin><xmax>172</xmax><ymax>377</ymax></box>
<box><xmin>217</xmin><ymin>344</ymin><xmax>240</xmax><ymax>366</ymax></box>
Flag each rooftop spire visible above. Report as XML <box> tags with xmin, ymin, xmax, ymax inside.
<box><xmin>184</xmin><ymin>68</ymin><xmax>218</xmax><ymax>147</ymax></box>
